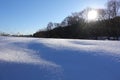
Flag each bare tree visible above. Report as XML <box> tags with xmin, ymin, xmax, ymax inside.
<box><xmin>46</xmin><ymin>22</ymin><xmax>53</xmax><ymax>31</ymax></box>
<box><xmin>97</xmin><ymin>9</ymin><xmax>108</xmax><ymax>20</ymax></box>
<box><xmin>107</xmin><ymin>0</ymin><xmax>120</xmax><ymax>18</ymax></box>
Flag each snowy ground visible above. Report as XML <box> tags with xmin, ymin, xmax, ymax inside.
<box><xmin>0</xmin><ymin>36</ymin><xmax>120</xmax><ymax>80</ymax></box>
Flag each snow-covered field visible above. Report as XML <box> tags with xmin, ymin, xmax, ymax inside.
<box><xmin>0</xmin><ymin>36</ymin><xmax>120</xmax><ymax>80</ymax></box>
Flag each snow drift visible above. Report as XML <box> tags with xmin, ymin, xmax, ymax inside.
<box><xmin>0</xmin><ymin>36</ymin><xmax>120</xmax><ymax>80</ymax></box>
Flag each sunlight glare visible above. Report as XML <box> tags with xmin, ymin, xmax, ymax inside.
<box><xmin>87</xmin><ymin>10</ymin><xmax>98</xmax><ymax>21</ymax></box>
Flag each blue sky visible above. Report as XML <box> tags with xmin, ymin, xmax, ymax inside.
<box><xmin>0</xmin><ymin>0</ymin><xmax>107</xmax><ymax>34</ymax></box>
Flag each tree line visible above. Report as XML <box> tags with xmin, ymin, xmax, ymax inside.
<box><xmin>33</xmin><ymin>0</ymin><xmax>120</xmax><ymax>40</ymax></box>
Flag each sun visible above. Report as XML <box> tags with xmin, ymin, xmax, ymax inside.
<box><xmin>87</xmin><ymin>10</ymin><xmax>98</xmax><ymax>21</ymax></box>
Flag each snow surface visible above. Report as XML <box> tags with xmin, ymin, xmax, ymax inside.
<box><xmin>0</xmin><ymin>36</ymin><xmax>120</xmax><ymax>80</ymax></box>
